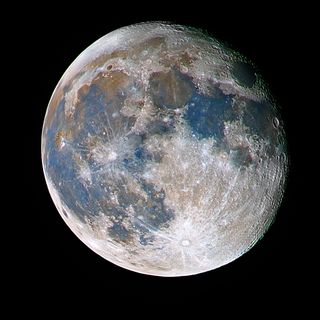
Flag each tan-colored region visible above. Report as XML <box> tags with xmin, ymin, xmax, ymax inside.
<box><xmin>149</xmin><ymin>69</ymin><xmax>193</xmax><ymax>108</ymax></box>
<box><xmin>93</xmin><ymin>71</ymin><xmax>131</xmax><ymax>100</ymax></box>
<box><xmin>54</xmin><ymin>130</ymin><xmax>71</xmax><ymax>149</ymax></box>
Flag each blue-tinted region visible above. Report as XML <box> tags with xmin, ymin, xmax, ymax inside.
<box><xmin>46</xmin><ymin>144</ymin><xmax>95</xmax><ymax>222</ymax></box>
<box><xmin>134</xmin><ymin>146</ymin><xmax>144</xmax><ymax>159</ymax></box>
<box><xmin>134</xmin><ymin>146</ymin><xmax>152</xmax><ymax>161</ymax></box>
<box><xmin>184</xmin><ymin>90</ymin><xmax>236</xmax><ymax>140</ymax></box>
<box><xmin>122</xmin><ymin>140</ymin><xmax>152</xmax><ymax>174</ymax></box>
<box><xmin>243</xmin><ymin>100</ymin><xmax>273</xmax><ymax>139</ymax></box>
<box><xmin>136</xmin><ymin>181</ymin><xmax>174</xmax><ymax>228</ymax></box>
<box><xmin>139</xmin><ymin>234</ymin><xmax>155</xmax><ymax>246</ymax></box>
<box><xmin>108</xmin><ymin>223</ymin><xmax>130</xmax><ymax>242</ymax></box>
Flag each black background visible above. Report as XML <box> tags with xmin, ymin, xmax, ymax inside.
<box><xmin>21</xmin><ymin>1</ymin><xmax>311</xmax><ymax>309</ymax></box>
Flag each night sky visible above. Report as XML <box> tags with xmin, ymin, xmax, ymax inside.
<box><xmin>20</xmin><ymin>1</ymin><xmax>310</xmax><ymax>310</ymax></box>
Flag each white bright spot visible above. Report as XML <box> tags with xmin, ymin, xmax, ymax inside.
<box><xmin>181</xmin><ymin>239</ymin><xmax>191</xmax><ymax>247</ymax></box>
<box><xmin>108</xmin><ymin>151</ymin><xmax>118</xmax><ymax>161</ymax></box>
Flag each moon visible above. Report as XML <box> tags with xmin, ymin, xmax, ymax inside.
<box><xmin>41</xmin><ymin>22</ymin><xmax>288</xmax><ymax>276</ymax></box>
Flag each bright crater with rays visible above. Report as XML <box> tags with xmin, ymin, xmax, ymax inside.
<box><xmin>42</xmin><ymin>22</ymin><xmax>288</xmax><ymax>276</ymax></box>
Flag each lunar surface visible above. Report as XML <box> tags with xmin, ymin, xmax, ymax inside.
<box><xmin>42</xmin><ymin>22</ymin><xmax>288</xmax><ymax>276</ymax></box>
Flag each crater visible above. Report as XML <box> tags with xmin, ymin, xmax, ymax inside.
<box><xmin>273</xmin><ymin>117</ymin><xmax>280</xmax><ymax>129</ymax></box>
<box><xmin>62</xmin><ymin>208</ymin><xmax>68</xmax><ymax>218</ymax></box>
